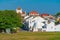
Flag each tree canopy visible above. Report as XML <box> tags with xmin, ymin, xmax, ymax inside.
<box><xmin>0</xmin><ymin>10</ymin><xmax>23</xmax><ymax>29</ymax></box>
<box><xmin>56</xmin><ymin>12</ymin><xmax>60</xmax><ymax>16</ymax></box>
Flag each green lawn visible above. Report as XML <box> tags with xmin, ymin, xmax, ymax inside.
<box><xmin>0</xmin><ymin>32</ymin><xmax>60</xmax><ymax>40</ymax></box>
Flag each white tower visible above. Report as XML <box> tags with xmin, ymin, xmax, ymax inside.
<box><xmin>16</xmin><ymin>7</ymin><xmax>22</xmax><ymax>14</ymax></box>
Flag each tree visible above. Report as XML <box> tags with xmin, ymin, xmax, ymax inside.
<box><xmin>0</xmin><ymin>10</ymin><xmax>23</xmax><ymax>29</ymax></box>
<box><xmin>55</xmin><ymin>12</ymin><xmax>60</xmax><ymax>25</ymax></box>
<box><xmin>56</xmin><ymin>12</ymin><xmax>60</xmax><ymax>16</ymax></box>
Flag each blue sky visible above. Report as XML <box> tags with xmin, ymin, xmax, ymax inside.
<box><xmin>0</xmin><ymin>0</ymin><xmax>60</xmax><ymax>15</ymax></box>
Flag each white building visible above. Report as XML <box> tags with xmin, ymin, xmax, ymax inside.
<box><xmin>24</xmin><ymin>15</ymin><xmax>60</xmax><ymax>32</ymax></box>
<box><xmin>16</xmin><ymin>8</ymin><xmax>60</xmax><ymax>32</ymax></box>
<box><xmin>46</xmin><ymin>20</ymin><xmax>55</xmax><ymax>32</ymax></box>
<box><xmin>24</xmin><ymin>15</ymin><xmax>45</xmax><ymax>32</ymax></box>
<box><xmin>54</xmin><ymin>24</ymin><xmax>60</xmax><ymax>32</ymax></box>
<box><xmin>16</xmin><ymin>7</ymin><xmax>26</xmax><ymax>17</ymax></box>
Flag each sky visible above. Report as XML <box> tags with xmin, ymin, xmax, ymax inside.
<box><xmin>0</xmin><ymin>0</ymin><xmax>60</xmax><ymax>15</ymax></box>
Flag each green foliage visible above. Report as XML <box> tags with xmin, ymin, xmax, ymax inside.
<box><xmin>56</xmin><ymin>12</ymin><xmax>60</xmax><ymax>16</ymax></box>
<box><xmin>0</xmin><ymin>10</ymin><xmax>23</xmax><ymax>29</ymax></box>
<box><xmin>55</xmin><ymin>12</ymin><xmax>60</xmax><ymax>24</ymax></box>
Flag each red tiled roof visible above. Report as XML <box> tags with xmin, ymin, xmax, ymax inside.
<box><xmin>22</xmin><ymin>12</ymin><xmax>25</xmax><ymax>14</ymax></box>
<box><xmin>29</xmin><ymin>11</ymin><xmax>39</xmax><ymax>15</ymax></box>
<box><xmin>48</xmin><ymin>15</ymin><xmax>54</xmax><ymax>19</ymax></box>
<box><xmin>41</xmin><ymin>14</ymin><xmax>49</xmax><ymax>17</ymax></box>
<box><xmin>21</xmin><ymin>12</ymin><xmax>26</xmax><ymax>16</ymax></box>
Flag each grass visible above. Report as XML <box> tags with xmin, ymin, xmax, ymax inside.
<box><xmin>0</xmin><ymin>32</ymin><xmax>60</xmax><ymax>40</ymax></box>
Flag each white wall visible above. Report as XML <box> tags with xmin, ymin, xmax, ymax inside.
<box><xmin>16</xmin><ymin>9</ymin><xmax>22</xmax><ymax>13</ymax></box>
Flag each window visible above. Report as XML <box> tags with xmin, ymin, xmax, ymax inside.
<box><xmin>42</xmin><ymin>24</ymin><xmax>47</xmax><ymax>28</ymax></box>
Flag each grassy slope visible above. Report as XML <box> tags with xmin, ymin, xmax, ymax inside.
<box><xmin>0</xmin><ymin>32</ymin><xmax>60</xmax><ymax>40</ymax></box>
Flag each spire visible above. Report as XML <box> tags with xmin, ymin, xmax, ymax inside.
<box><xmin>16</xmin><ymin>7</ymin><xmax>22</xmax><ymax>14</ymax></box>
